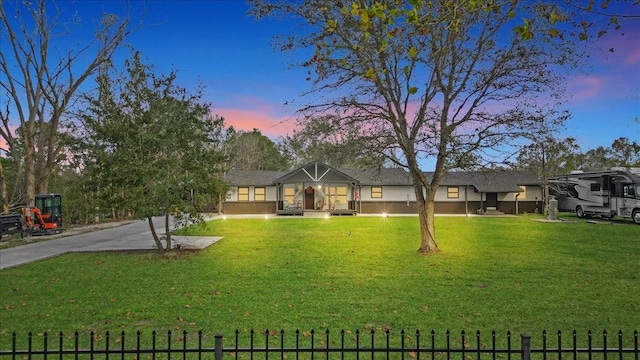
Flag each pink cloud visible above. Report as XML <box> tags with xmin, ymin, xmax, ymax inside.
<box><xmin>565</xmin><ymin>75</ymin><xmax>605</xmax><ymax>101</ymax></box>
<box><xmin>626</xmin><ymin>47</ymin><xmax>640</xmax><ymax>65</ymax></box>
<box><xmin>560</xmin><ymin>26</ymin><xmax>640</xmax><ymax>104</ymax></box>
<box><xmin>212</xmin><ymin>106</ymin><xmax>298</xmax><ymax>139</ymax></box>
<box><xmin>565</xmin><ymin>32</ymin><xmax>639</xmax><ymax>103</ymax></box>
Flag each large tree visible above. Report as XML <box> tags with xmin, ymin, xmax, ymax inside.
<box><xmin>610</xmin><ymin>137</ymin><xmax>640</xmax><ymax>167</ymax></box>
<box><xmin>231</xmin><ymin>129</ymin><xmax>290</xmax><ymax>170</ymax></box>
<box><xmin>578</xmin><ymin>145</ymin><xmax>619</xmax><ymax>171</ymax></box>
<box><xmin>76</xmin><ymin>52</ymin><xmax>228</xmax><ymax>252</ymax></box>
<box><xmin>251</xmin><ymin>0</ymin><xmax>578</xmax><ymax>253</ymax></box>
<box><xmin>280</xmin><ymin>114</ymin><xmax>388</xmax><ymax>169</ymax></box>
<box><xmin>515</xmin><ymin>136</ymin><xmax>583</xmax><ymax>178</ymax></box>
<box><xmin>0</xmin><ymin>0</ymin><xmax>136</xmax><ymax>207</ymax></box>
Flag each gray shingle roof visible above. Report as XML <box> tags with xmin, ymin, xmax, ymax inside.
<box><xmin>224</xmin><ymin>165</ymin><xmax>540</xmax><ymax>193</ymax></box>
<box><xmin>424</xmin><ymin>171</ymin><xmax>541</xmax><ymax>192</ymax></box>
<box><xmin>224</xmin><ymin>170</ymin><xmax>288</xmax><ymax>186</ymax></box>
<box><xmin>274</xmin><ymin>162</ymin><xmax>359</xmax><ymax>183</ymax></box>
<box><xmin>339</xmin><ymin>168</ymin><xmax>412</xmax><ymax>185</ymax></box>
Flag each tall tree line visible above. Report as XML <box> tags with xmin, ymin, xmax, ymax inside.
<box><xmin>514</xmin><ymin>136</ymin><xmax>640</xmax><ymax>180</ymax></box>
<box><xmin>1</xmin><ymin>0</ymin><xmax>136</xmax><ymax>209</ymax></box>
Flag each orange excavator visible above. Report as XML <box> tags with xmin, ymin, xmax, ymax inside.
<box><xmin>0</xmin><ymin>193</ymin><xmax>62</xmax><ymax>239</ymax></box>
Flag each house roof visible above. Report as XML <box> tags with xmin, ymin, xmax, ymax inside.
<box><xmin>340</xmin><ymin>168</ymin><xmax>412</xmax><ymax>185</ymax></box>
<box><xmin>425</xmin><ymin>171</ymin><xmax>542</xmax><ymax>193</ymax></box>
<box><xmin>225</xmin><ymin>163</ymin><xmax>411</xmax><ymax>187</ymax></box>
<box><xmin>274</xmin><ymin>161</ymin><xmax>359</xmax><ymax>184</ymax></box>
<box><xmin>224</xmin><ymin>163</ymin><xmax>541</xmax><ymax>193</ymax></box>
<box><xmin>224</xmin><ymin>170</ymin><xmax>288</xmax><ymax>186</ymax></box>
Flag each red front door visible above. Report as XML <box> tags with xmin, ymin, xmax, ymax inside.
<box><xmin>305</xmin><ymin>188</ymin><xmax>314</xmax><ymax>209</ymax></box>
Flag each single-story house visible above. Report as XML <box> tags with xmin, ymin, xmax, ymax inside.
<box><xmin>222</xmin><ymin>161</ymin><xmax>543</xmax><ymax>216</ymax></box>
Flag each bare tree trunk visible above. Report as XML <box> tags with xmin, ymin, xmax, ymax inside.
<box><xmin>164</xmin><ymin>211</ymin><xmax>172</xmax><ymax>250</ymax></box>
<box><xmin>35</xmin><ymin>158</ymin><xmax>51</xmax><ymax>194</ymax></box>
<box><xmin>0</xmin><ymin>161</ymin><xmax>7</xmax><ymax>214</ymax></box>
<box><xmin>24</xmin><ymin>142</ymin><xmax>36</xmax><ymax>207</ymax></box>
<box><xmin>1</xmin><ymin>0</ymin><xmax>135</xmax><ymax>208</ymax></box>
<box><xmin>148</xmin><ymin>216</ymin><xmax>165</xmax><ymax>253</ymax></box>
<box><xmin>415</xmin><ymin>183</ymin><xmax>439</xmax><ymax>254</ymax></box>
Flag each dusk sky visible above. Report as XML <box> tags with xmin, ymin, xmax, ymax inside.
<box><xmin>3</xmin><ymin>1</ymin><xmax>639</xmax><ymax>168</ymax></box>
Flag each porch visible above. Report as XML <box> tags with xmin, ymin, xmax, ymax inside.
<box><xmin>274</xmin><ymin>162</ymin><xmax>360</xmax><ymax>217</ymax></box>
<box><xmin>275</xmin><ymin>202</ymin><xmax>357</xmax><ymax>216</ymax></box>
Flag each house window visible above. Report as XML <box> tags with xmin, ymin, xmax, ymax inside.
<box><xmin>284</xmin><ymin>187</ymin><xmax>295</xmax><ymax>204</ymax></box>
<box><xmin>254</xmin><ymin>187</ymin><xmax>266</xmax><ymax>201</ymax></box>
<box><xmin>447</xmin><ymin>186</ymin><xmax>459</xmax><ymax>199</ymax></box>
<box><xmin>238</xmin><ymin>187</ymin><xmax>249</xmax><ymax>201</ymax></box>
<box><xmin>330</xmin><ymin>186</ymin><xmax>348</xmax><ymax>208</ymax></box>
<box><xmin>518</xmin><ymin>186</ymin><xmax>526</xmax><ymax>199</ymax></box>
<box><xmin>371</xmin><ymin>186</ymin><xmax>383</xmax><ymax>198</ymax></box>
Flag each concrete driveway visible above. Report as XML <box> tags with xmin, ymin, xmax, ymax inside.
<box><xmin>0</xmin><ymin>216</ymin><xmax>222</xmax><ymax>270</ymax></box>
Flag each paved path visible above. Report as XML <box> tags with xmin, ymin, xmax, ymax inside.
<box><xmin>0</xmin><ymin>216</ymin><xmax>222</xmax><ymax>270</ymax></box>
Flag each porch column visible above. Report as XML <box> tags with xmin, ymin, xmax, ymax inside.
<box><xmin>464</xmin><ymin>186</ymin><xmax>468</xmax><ymax>216</ymax></box>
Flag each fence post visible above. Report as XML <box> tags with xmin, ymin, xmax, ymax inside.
<box><xmin>215</xmin><ymin>334</ymin><xmax>223</xmax><ymax>360</ymax></box>
<box><xmin>521</xmin><ymin>334</ymin><xmax>531</xmax><ymax>360</ymax></box>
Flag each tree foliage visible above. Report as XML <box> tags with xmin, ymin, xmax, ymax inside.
<box><xmin>74</xmin><ymin>52</ymin><xmax>229</xmax><ymax>252</ymax></box>
<box><xmin>250</xmin><ymin>0</ymin><xmax>579</xmax><ymax>253</ymax></box>
<box><xmin>0</xmin><ymin>0</ymin><xmax>136</xmax><ymax>207</ymax></box>
<box><xmin>279</xmin><ymin>114</ymin><xmax>388</xmax><ymax>169</ymax></box>
<box><xmin>514</xmin><ymin>136</ymin><xmax>640</xmax><ymax>176</ymax></box>
<box><xmin>230</xmin><ymin>129</ymin><xmax>290</xmax><ymax>170</ymax></box>
<box><xmin>610</xmin><ymin>137</ymin><xmax>640</xmax><ymax>167</ymax></box>
<box><xmin>552</xmin><ymin>0</ymin><xmax>640</xmax><ymax>43</ymax></box>
<box><xmin>514</xmin><ymin>136</ymin><xmax>583</xmax><ymax>181</ymax></box>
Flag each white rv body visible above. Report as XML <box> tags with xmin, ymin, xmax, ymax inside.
<box><xmin>549</xmin><ymin>168</ymin><xmax>640</xmax><ymax>224</ymax></box>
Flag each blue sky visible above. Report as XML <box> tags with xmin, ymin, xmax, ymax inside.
<box><xmin>4</xmin><ymin>0</ymin><xmax>639</xmax><ymax>166</ymax></box>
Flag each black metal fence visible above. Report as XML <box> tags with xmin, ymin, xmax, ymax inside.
<box><xmin>1</xmin><ymin>329</ymin><xmax>638</xmax><ymax>359</ymax></box>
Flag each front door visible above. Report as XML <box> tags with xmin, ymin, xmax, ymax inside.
<box><xmin>305</xmin><ymin>188</ymin><xmax>315</xmax><ymax>209</ymax></box>
<box><xmin>486</xmin><ymin>193</ymin><xmax>498</xmax><ymax>209</ymax></box>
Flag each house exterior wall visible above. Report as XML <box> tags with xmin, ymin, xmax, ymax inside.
<box><xmin>435</xmin><ymin>202</ymin><xmax>472</xmax><ymax>214</ymax></box>
<box><xmin>360</xmin><ymin>201</ymin><xmax>418</xmax><ymax>214</ymax></box>
<box><xmin>496</xmin><ymin>186</ymin><xmax>544</xmax><ymax>214</ymax></box>
<box><xmin>222</xmin><ymin>185</ymin><xmax>543</xmax><ymax>215</ymax></box>
<box><xmin>498</xmin><ymin>201</ymin><xmax>541</xmax><ymax>215</ymax></box>
<box><xmin>359</xmin><ymin>185</ymin><xmax>415</xmax><ymax>201</ymax></box>
<box><xmin>224</xmin><ymin>186</ymin><xmax>278</xmax><ymax>214</ymax></box>
<box><xmin>222</xmin><ymin>201</ymin><xmax>277</xmax><ymax>214</ymax></box>
<box><xmin>434</xmin><ymin>186</ymin><xmax>482</xmax><ymax>201</ymax></box>
<box><xmin>226</xmin><ymin>186</ymin><xmax>278</xmax><ymax>202</ymax></box>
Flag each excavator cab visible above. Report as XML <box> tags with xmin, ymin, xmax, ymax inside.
<box><xmin>22</xmin><ymin>193</ymin><xmax>62</xmax><ymax>235</ymax></box>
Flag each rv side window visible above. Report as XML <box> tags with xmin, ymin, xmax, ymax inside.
<box><xmin>590</xmin><ymin>183</ymin><xmax>601</xmax><ymax>191</ymax></box>
<box><xmin>624</xmin><ymin>185</ymin><xmax>637</xmax><ymax>198</ymax></box>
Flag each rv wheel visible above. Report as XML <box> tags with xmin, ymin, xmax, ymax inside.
<box><xmin>576</xmin><ymin>206</ymin><xmax>585</xmax><ymax>218</ymax></box>
<box><xmin>633</xmin><ymin>210</ymin><xmax>640</xmax><ymax>225</ymax></box>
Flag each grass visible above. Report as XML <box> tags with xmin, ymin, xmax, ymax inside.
<box><xmin>0</xmin><ymin>214</ymin><xmax>638</xmax><ymax>349</ymax></box>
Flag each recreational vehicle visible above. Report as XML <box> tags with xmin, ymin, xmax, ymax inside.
<box><xmin>549</xmin><ymin>168</ymin><xmax>640</xmax><ymax>224</ymax></box>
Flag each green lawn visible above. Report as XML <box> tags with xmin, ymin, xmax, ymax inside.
<box><xmin>0</xmin><ymin>215</ymin><xmax>638</xmax><ymax>349</ymax></box>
